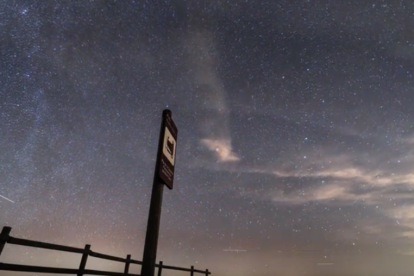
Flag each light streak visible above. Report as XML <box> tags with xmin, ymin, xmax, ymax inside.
<box><xmin>0</xmin><ymin>194</ymin><xmax>15</xmax><ymax>203</ymax></box>
<box><xmin>223</xmin><ymin>249</ymin><xmax>247</xmax><ymax>253</ymax></box>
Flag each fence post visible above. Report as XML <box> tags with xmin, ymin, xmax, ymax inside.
<box><xmin>124</xmin><ymin>254</ymin><xmax>131</xmax><ymax>275</ymax></box>
<box><xmin>77</xmin><ymin>244</ymin><xmax>91</xmax><ymax>276</ymax></box>
<box><xmin>205</xmin><ymin>269</ymin><xmax>209</xmax><ymax>276</ymax></box>
<box><xmin>0</xmin><ymin>226</ymin><xmax>12</xmax><ymax>256</ymax></box>
<box><xmin>157</xmin><ymin>261</ymin><xmax>163</xmax><ymax>276</ymax></box>
<box><xmin>191</xmin><ymin>265</ymin><xmax>194</xmax><ymax>276</ymax></box>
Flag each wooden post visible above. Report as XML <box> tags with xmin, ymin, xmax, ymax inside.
<box><xmin>124</xmin><ymin>254</ymin><xmax>131</xmax><ymax>275</ymax></box>
<box><xmin>77</xmin><ymin>244</ymin><xmax>90</xmax><ymax>276</ymax></box>
<box><xmin>157</xmin><ymin>261</ymin><xmax>163</xmax><ymax>276</ymax></box>
<box><xmin>190</xmin><ymin>266</ymin><xmax>194</xmax><ymax>276</ymax></box>
<box><xmin>0</xmin><ymin>226</ymin><xmax>11</xmax><ymax>256</ymax></box>
<box><xmin>141</xmin><ymin>110</ymin><xmax>171</xmax><ymax>276</ymax></box>
<box><xmin>205</xmin><ymin>269</ymin><xmax>209</xmax><ymax>276</ymax></box>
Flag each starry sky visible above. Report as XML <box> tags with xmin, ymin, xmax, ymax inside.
<box><xmin>2</xmin><ymin>1</ymin><xmax>414</xmax><ymax>276</ymax></box>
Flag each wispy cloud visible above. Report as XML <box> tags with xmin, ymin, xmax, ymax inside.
<box><xmin>199</xmin><ymin>139</ymin><xmax>414</xmax><ymax>250</ymax></box>
<box><xmin>201</xmin><ymin>138</ymin><xmax>239</xmax><ymax>162</ymax></box>
<box><xmin>185</xmin><ymin>29</ymin><xmax>239</xmax><ymax>163</ymax></box>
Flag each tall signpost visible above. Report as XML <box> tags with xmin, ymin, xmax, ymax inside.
<box><xmin>141</xmin><ymin>109</ymin><xmax>177</xmax><ymax>276</ymax></box>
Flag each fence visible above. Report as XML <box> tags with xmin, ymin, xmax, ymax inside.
<box><xmin>0</xmin><ymin>226</ymin><xmax>211</xmax><ymax>276</ymax></box>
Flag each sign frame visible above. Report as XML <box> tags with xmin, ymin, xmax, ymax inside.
<box><xmin>157</xmin><ymin>110</ymin><xmax>177</xmax><ymax>190</ymax></box>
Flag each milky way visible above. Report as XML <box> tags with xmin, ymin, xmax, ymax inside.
<box><xmin>2</xmin><ymin>1</ymin><xmax>414</xmax><ymax>276</ymax></box>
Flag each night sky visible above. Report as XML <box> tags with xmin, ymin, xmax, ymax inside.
<box><xmin>2</xmin><ymin>1</ymin><xmax>414</xmax><ymax>276</ymax></box>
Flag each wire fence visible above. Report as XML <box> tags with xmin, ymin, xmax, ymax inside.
<box><xmin>0</xmin><ymin>226</ymin><xmax>211</xmax><ymax>276</ymax></box>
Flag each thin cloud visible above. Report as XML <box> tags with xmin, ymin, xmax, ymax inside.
<box><xmin>210</xmin><ymin>151</ymin><xmax>414</xmax><ymax>248</ymax></box>
<box><xmin>201</xmin><ymin>138</ymin><xmax>239</xmax><ymax>162</ymax></box>
<box><xmin>185</xmin><ymin>29</ymin><xmax>239</xmax><ymax>163</ymax></box>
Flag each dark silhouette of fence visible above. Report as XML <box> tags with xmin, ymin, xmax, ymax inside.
<box><xmin>0</xmin><ymin>226</ymin><xmax>211</xmax><ymax>276</ymax></box>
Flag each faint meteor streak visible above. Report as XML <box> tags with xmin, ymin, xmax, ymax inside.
<box><xmin>0</xmin><ymin>194</ymin><xmax>15</xmax><ymax>203</ymax></box>
<box><xmin>223</xmin><ymin>249</ymin><xmax>247</xmax><ymax>253</ymax></box>
<box><xmin>317</xmin><ymin>263</ymin><xmax>334</xmax><ymax>266</ymax></box>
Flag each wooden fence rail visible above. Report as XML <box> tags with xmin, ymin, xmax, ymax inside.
<box><xmin>0</xmin><ymin>226</ymin><xmax>211</xmax><ymax>276</ymax></box>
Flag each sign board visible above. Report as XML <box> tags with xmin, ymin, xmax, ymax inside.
<box><xmin>158</xmin><ymin>110</ymin><xmax>177</xmax><ymax>189</ymax></box>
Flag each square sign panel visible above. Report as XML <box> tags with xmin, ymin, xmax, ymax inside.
<box><xmin>162</xmin><ymin>127</ymin><xmax>176</xmax><ymax>166</ymax></box>
<box><xmin>158</xmin><ymin>111</ymin><xmax>177</xmax><ymax>189</ymax></box>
